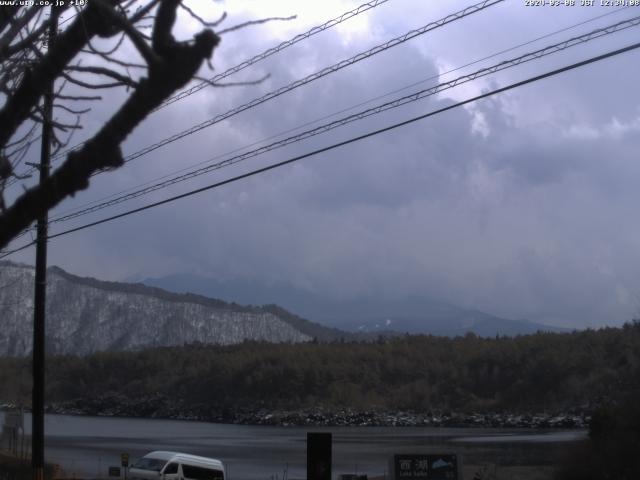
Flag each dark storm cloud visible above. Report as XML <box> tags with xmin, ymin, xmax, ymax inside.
<box><xmin>10</xmin><ymin>0</ymin><xmax>640</xmax><ymax>328</ymax></box>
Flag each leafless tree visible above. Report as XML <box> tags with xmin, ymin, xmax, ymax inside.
<box><xmin>0</xmin><ymin>0</ymin><xmax>230</xmax><ymax>249</ymax></box>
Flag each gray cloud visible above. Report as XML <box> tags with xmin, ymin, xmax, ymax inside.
<box><xmin>8</xmin><ymin>0</ymin><xmax>640</xmax><ymax>328</ymax></box>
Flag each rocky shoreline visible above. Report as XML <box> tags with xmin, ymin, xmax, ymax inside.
<box><xmin>0</xmin><ymin>395</ymin><xmax>591</xmax><ymax>429</ymax></box>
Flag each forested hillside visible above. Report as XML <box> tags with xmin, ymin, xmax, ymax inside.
<box><xmin>0</xmin><ymin>262</ymin><xmax>349</xmax><ymax>356</ymax></box>
<box><xmin>1</xmin><ymin>323</ymin><xmax>639</xmax><ymax>416</ymax></box>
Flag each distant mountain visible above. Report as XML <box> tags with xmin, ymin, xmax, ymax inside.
<box><xmin>0</xmin><ymin>262</ymin><xmax>348</xmax><ymax>357</ymax></box>
<box><xmin>142</xmin><ymin>273</ymin><xmax>569</xmax><ymax>337</ymax></box>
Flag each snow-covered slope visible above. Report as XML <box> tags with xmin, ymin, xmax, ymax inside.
<box><xmin>0</xmin><ymin>262</ymin><xmax>312</xmax><ymax>356</ymax></box>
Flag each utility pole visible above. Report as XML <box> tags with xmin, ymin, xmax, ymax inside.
<box><xmin>32</xmin><ymin>8</ymin><xmax>57</xmax><ymax>480</ymax></box>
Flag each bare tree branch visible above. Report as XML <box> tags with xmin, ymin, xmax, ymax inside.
<box><xmin>94</xmin><ymin>0</ymin><xmax>161</xmax><ymax>66</ymax></box>
<box><xmin>4</xmin><ymin>122</ymin><xmax>38</xmax><ymax>149</ymax></box>
<box><xmin>0</xmin><ymin>6</ymin><xmax>40</xmax><ymax>57</ymax></box>
<box><xmin>82</xmin><ymin>31</ymin><xmax>127</xmax><ymax>57</ymax></box>
<box><xmin>195</xmin><ymin>73</ymin><xmax>270</xmax><ymax>88</ymax></box>
<box><xmin>56</xmin><ymin>93</ymin><xmax>103</xmax><ymax>101</ymax></box>
<box><xmin>52</xmin><ymin>115</ymin><xmax>82</xmax><ymax>153</ymax></box>
<box><xmin>60</xmin><ymin>71</ymin><xmax>132</xmax><ymax>90</ymax></box>
<box><xmin>54</xmin><ymin>103</ymin><xmax>91</xmax><ymax>115</ymax></box>
<box><xmin>0</xmin><ymin>2</ymin><xmax>111</xmax><ymax>148</ymax></box>
<box><xmin>79</xmin><ymin>50</ymin><xmax>146</xmax><ymax>69</ymax></box>
<box><xmin>0</xmin><ymin>13</ymin><xmax>52</xmax><ymax>62</ymax></box>
<box><xmin>128</xmin><ymin>0</ymin><xmax>161</xmax><ymax>25</ymax></box>
<box><xmin>0</xmin><ymin>0</ymin><xmax>220</xmax><ymax>248</ymax></box>
<box><xmin>65</xmin><ymin>64</ymin><xmax>139</xmax><ymax>88</ymax></box>
<box><xmin>180</xmin><ymin>4</ymin><xmax>227</xmax><ymax>28</ymax></box>
<box><xmin>28</xmin><ymin>111</ymin><xmax>82</xmax><ymax>132</ymax></box>
<box><xmin>217</xmin><ymin>15</ymin><xmax>297</xmax><ymax>35</ymax></box>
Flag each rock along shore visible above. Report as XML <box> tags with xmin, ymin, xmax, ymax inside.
<box><xmin>2</xmin><ymin>395</ymin><xmax>590</xmax><ymax>429</ymax></box>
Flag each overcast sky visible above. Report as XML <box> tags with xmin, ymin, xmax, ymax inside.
<box><xmin>6</xmin><ymin>0</ymin><xmax>640</xmax><ymax>328</ymax></box>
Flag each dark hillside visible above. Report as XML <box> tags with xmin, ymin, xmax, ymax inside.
<box><xmin>1</xmin><ymin>322</ymin><xmax>638</xmax><ymax>417</ymax></box>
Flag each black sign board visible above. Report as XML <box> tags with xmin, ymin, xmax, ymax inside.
<box><xmin>307</xmin><ymin>432</ymin><xmax>332</xmax><ymax>480</ymax></box>
<box><xmin>109</xmin><ymin>467</ymin><xmax>121</xmax><ymax>477</ymax></box>
<box><xmin>390</xmin><ymin>454</ymin><xmax>458</xmax><ymax>480</ymax></box>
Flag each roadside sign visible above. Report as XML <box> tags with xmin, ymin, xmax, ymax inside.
<box><xmin>109</xmin><ymin>467</ymin><xmax>122</xmax><ymax>477</ymax></box>
<box><xmin>121</xmin><ymin>453</ymin><xmax>129</xmax><ymax>467</ymax></box>
<box><xmin>390</xmin><ymin>454</ymin><xmax>459</xmax><ymax>480</ymax></box>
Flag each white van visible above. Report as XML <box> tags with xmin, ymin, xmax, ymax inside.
<box><xmin>129</xmin><ymin>451</ymin><xmax>225</xmax><ymax>480</ymax></box>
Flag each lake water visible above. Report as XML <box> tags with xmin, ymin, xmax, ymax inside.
<box><xmin>1</xmin><ymin>412</ymin><xmax>586</xmax><ymax>480</ymax></box>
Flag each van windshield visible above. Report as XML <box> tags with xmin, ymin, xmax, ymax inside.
<box><xmin>130</xmin><ymin>458</ymin><xmax>168</xmax><ymax>472</ymax></box>
<box><xmin>182</xmin><ymin>465</ymin><xmax>223</xmax><ymax>480</ymax></box>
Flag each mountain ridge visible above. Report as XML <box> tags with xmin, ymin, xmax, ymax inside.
<box><xmin>0</xmin><ymin>260</ymin><xmax>569</xmax><ymax>359</ymax></box>
<box><xmin>142</xmin><ymin>272</ymin><xmax>569</xmax><ymax>337</ymax></box>
<box><xmin>0</xmin><ymin>261</ymin><xmax>347</xmax><ymax>356</ymax></box>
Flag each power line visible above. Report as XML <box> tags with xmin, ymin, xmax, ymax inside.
<box><xmin>3</xmin><ymin>39</ymin><xmax>638</xmax><ymax>259</ymax></box>
<box><xmin>97</xmin><ymin>0</ymin><xmax>506</xmax><ymax>172</ymax></box>
<box><xmin>45</xmin><ymin>14</ymin><xmax>640</xmax><ymax>226</ymax></box>
<box><xmin>5</xmin><ymin>7</ymin><xmax>637</xmax><ymax>245</ymax></box>
<box><xmin>6</xmin><ymin>0</ymin><xmax>393</xmax><ymax>185</ymax></box>
<box><xmin>339</xmin><ymin>5</ymin><xmax>632</xmax><ymax>118</ymax></box>
<box><xmin>157</xmin><ymin>0</ymin><xmax>392</xmax><ymax>110</ymax></box>
<box><xmin>39</xmin><ymin>43</ymin><xmax>640</xmax><ymax>237</ymax></box>
<box><xmin>7</xmin><ymin>0</ymin><xmax>501</xmax><ymax>190</ymax></box>
<box><xmin>46</xmin><ymin>5</ymin><xmax>633</xmax><ymax>222</ymax></box>
<box><xmin>9</xmin><ymin>10</ymin><xmax>637</xmax><ymax>247</ymax></box>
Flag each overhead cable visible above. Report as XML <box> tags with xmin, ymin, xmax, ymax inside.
<box><xmin>99</xmin><ymin>0</ymin><xmax>506</xmax><ymax>170</ymax></box>
<box><xmin>3</xmin><ymin>40</ymin><xmax>639</xmax><ymax>259</ymax></box>
<box><xmin>47</xmin><ymin>5</ymin><xmax>633</xmax><ymax>221</ymax></box>
<box><xmin>7</xmin><ymin>0</ymin><xmax>393</xmax><ymax>185</ymax></box>
<box><xmin>46</xmin><ymin>15</ymin><xmax>640</xmax><ymax>226</ymax></box>
<box><xmin>158</xmin><ymin>0</ymin><xmax>393</xmax><ymax>110</ymax></box>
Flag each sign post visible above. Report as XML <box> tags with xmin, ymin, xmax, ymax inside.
<box><xmin>307</xmin><ymin>432</ymin><xmax>332</xmax><ymax>480</ymax></box>
<box><xmin>121</xmin><ymin>453</ymin><xmax>129</xmax><ymax>480</ymax></box>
